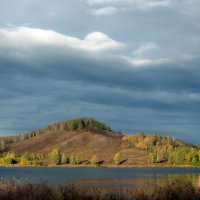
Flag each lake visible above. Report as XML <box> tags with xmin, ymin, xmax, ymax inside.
<box><xmin>0</xmin><ymin>167</ymin><xmax>199</xmax><ymax>188</ymax></box>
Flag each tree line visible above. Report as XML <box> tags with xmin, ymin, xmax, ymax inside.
<box><xmin>122</xmin><ymin>132</ymin><xmax>200</xmax><ymax>166</ymax></box>
<box><xmin>0</xmin><ymin>118</ymin><xmax>112</xmax><ymax>146</ymax></box>
<box><xmin>0</xmin><ymin>150</ymin><xmax>122</xmax><ymax>166</ymax></box>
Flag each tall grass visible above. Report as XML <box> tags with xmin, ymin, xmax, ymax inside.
<box><xmin>0</xmin><ymin>179</ymin><xmax>199</xmax><ymax>200</ymax></box>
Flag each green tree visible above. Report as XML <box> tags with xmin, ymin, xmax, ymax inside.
<box><xmin>190</xmin><ymin>148</ymin><xmax>199</xmax><ymax>165</ymax></box>
<box><xmin>148</xmin><ymin>153</ymin><xmax>156</xmax><ymax>164</ymax></box>
<box><xmin>173</xmin><ymin>148</ymin><xmax>184</xmax><ymax>165</ymax></box>
<box><xmin>61</xmin><ymin>153</ymin><xmax>68</xmax><ymax>164</ymax></box>
<box><xmin>90</xmin><ymin>155</ymin><xmax>98</xmax><ymax>166</ymax></box>
<box><xmin>51</xmin><ymin>149</ymin><xmax>61</xmax><ymax>165</ymax></box>
<box><xmin>20</xmin><ymin>157</ymin><xmax>29</xmax><ymax>165</ymax></box>
<box><xmin>69</xmin><ymin>153</ymin><xmax>76</xmax><ymax>165</ymax></box>
<box><xmin>75</xmin><ymin>154</ymin><xmax>82</xmax><ymax>165</ymax></box>
<box><xmin>4</xmin><ymin>153</ymin><xmax>17</xmax><ymax>164</ymax></box>
<box><xmin>167</xmin><ymin>146</ymin><xmax>174</xmax><ymax>164</ymax></box>
<box><xmin>113</xmin><ymin>152</ymin><xmax>121</xmax><ymax>165</ymax></box>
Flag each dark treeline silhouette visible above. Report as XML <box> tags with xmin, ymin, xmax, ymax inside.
<box><xmin>0</xmin><ymin>118</ymin><xmax>112</xmax><ymax>146</ymax></box>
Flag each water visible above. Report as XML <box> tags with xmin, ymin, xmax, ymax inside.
<box><xmin>0</xmin><ymin>167</ymin><xmax>199</xmax><ymax>188</ymax></box>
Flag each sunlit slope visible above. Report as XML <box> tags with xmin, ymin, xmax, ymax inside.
<box><xmin>4</xmin><ymin>118</ymin><xmax>148</xmax><ymax>164</ymax></box>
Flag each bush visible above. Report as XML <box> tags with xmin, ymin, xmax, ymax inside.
<box><xmin>20</xmin><ymin>158</ymin><xmax>29</xmax><ymax>166</ymax></box>
<box><xmin>4</xmin><ymin>157</ymin><xmax>16</xmax><ymax>165</ymax></box>
<box><xmin>152</xmin><ymin>180</ymin><xmax>197</xmax><ymax>200</ymax></box>
<box><xmin>114</xmin><ymin>153</ymin><xmax>121</xmax><ymax>165</ymax></box>
<box><xmin>148</xmin><ymin>153</ymin><xmax>156</xmax><ymax>164</ymax></box>
<box><xmin>4</xmin><ymin>153</ymin><xmax>17</xmax><ymax>164</ymax></box>
<box><xmin>31</xmin><ymin>160</ymin><xmax>42</xmax><ymax>166</ymax></box>
<box><xmin>0</xmin><ymin>179</ymin><xmax>198</xmax><ymax>200</ymax></box>
<box><xmin>90</xmin><ymin>155</ymin><xmax>98</xmax><ymax>166</ymax></box>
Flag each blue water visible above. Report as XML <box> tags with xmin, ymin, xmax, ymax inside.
<box><xmin>0</xmin><ymin>167</ymin><xmax>199</xmax><ymax>186</ymax></box>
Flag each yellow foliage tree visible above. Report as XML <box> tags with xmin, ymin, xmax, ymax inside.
<box><xmin>113</xmin><ymin>152</ymin><xmax>121</xmax><ymax>165</ymax></box>
<box><xmin>20</xmin><ymin>157</ymin><xmax>29</xmax><ymax>166</ymax></box>
<box><xmin>90</xmin><ymin>155</ymin><xmax>98</xmax><ymax>166</ymax></box>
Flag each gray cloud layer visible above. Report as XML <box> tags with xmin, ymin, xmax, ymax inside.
<box><xmin>0</xmin><ymin>0</ymin><xmax>200</xmax><ymax>144</ymax></box>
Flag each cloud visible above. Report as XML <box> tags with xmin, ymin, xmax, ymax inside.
<box><xmin>127</xmin><ymin>58</ymin><xmax>172</xmax><ymax>66</ymax></box>
<box><xmin>89</xmin><ymin>6</ymin><xmax>118</xmax><ymax>15</ymax></box>
<box><xmin>85</xmin><ymin>0</ymin><xmax>120</xmax><ymax>5</ymax></box>
<box><xmin>0</xmin><ymin>27</ymin><xmax>125</xmax><ymax>53</ymax></box>
<box><xmin>0</xmin><ymin>0</ymin><xmax>200</xmax><ymax>144</ymax></box>
<box><xmin>83</xmin><ymin>31</ymin><xmax>125</xmax><ymax>51</ymax></box>
<box><xmin>85</xmin><ymin>0</ymin><xmax>170</xmax><ymax>9</ymax></box>
<box><xmin>133</xmin><ymin>42</ymin><xmax>157</xmax><ymax>55</ymax></box>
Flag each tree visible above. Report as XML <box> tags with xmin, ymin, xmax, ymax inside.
<box><xmin>61</xmin><ymin>153</ymin><xmax>68</xmax><ymax>164</ymax></box>
<box><xmin>90</xmin><ymin>155</ymin><xmax>98</xmax><ymax>166</ymax></box>
<box><xmin>75</xmin><ymin>154</ymin><xmax>82</xmax><ymax>165</ymax></box>
<box><xmin>167</xmin><ymin>146</ymin><xmax>174</xmax><ymax>164</ymax></box>
<box><xmin>69</xmin><ymin>153</ymin><xmax>77</xmax><ymax>165</ymax></box>
<box><xmin>4</xmin><ymin>153</ymin><xmax>17</xmax><ymax>164</ymax></box>
<box><xmin>51</xmin><ymin>149</ymin><xmax>61</xmax><ymax>165</ymax></box>
<box><xmin>148</xmin><ymin>153</ymin><xmax>156</xmax><ymax>164</ymax></box>
<box><xmin>20</xmin><ymin>157</ymin><xmax>29</xmax><ymax>165</ymax></box>
<box><xmin>114</xmin><ymin>153</ymin><xmax>121</xmax><ymax>165</ymax></box>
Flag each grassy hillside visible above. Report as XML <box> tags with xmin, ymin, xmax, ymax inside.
<box><xmin>0</xmin><ymin>118</ymin><xmax>199</xmax><ymax>166</ymax></box>
<box><xmin>0</xmin><ymin>118</ymin><xmax>148</xmax><ymax>165</ymax></box>
<box><xmin>0</xmin><ymin>118</ymin><xmax>112</xmax><ymax>145</ymax></box>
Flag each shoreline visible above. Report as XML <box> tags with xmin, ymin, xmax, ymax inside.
<box><xmin>0</xmin><ymin>164</ymin><xmax>200</xmax><ymax>168</ymax></box>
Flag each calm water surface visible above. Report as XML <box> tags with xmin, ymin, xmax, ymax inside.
<box><xmin>0</xmin><ymin>167</ymin><xmax>199</xmax><ymax>188</ymax></box>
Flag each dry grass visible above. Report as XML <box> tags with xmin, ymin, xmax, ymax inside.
<box><xmin>6</xmin><ymin>130</ymin><xmax>148</xmax><ymax>164</ymax></box>
<box><xmin>0</xmin><ymin>179</ymin><xmax>199</xmax><ymax>200</ymax></box>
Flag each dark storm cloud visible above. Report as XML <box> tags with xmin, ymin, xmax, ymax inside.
<box><xmin>0</xmin><ymin>0</ymin><xmax>200</xmax><ymax>144</ymax></box>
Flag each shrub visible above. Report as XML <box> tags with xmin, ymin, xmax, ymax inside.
<box><xmin>0</xmin><ymin>179</ymin><xmax>198</xmax><ymax>200</ymax></box>
<box><xmin>113</xmin><ymin>153</ymin><xmax>121</xmax><ymax>165</ymax></box>
<box><xmin>20</xmin><ymin>157</ymin><xmax>29</xmax><ymax>166</ymax></box>
<box><xmin>148</xmin><ymin>153</ymin><xmax>156</xmax><ymax>164</ymax></box>
<box><xmin>4</xmin><ymin>157</ymin><xmax>16</xmax><ymax>165</ymax></box>
<box><xmin>31</xmin><ymin>159</ymin><xmax>42</xmax><ymax>166</ymax></box>
<box><xmin>4</xmin><ymin>153</ymin><xmax>17</xmax><ymax>164</ymax></box>
<box><xmin>90</xmin><ymin>155</ymin><xmax>98</xmax><ymax>166</ymax></box>
<box><xmin>152</xmin><ymin>180</ymin><xmax>196</xmax><ymax>200</ymax></box>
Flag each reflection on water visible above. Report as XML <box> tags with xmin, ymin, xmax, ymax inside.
<box><xmin>73</xmin><ymin>174</ymin><xmax>200</xmax><ymax>188</ymax></box>
<box><xmin>0</xmin><ymin>167</ymin><xmax>199</xmax><ymax>187</ymax></box>
<box><xmin>197</xmin><ymin>175</ymin><xmax>200</xmax><ymax>187</ymax></box>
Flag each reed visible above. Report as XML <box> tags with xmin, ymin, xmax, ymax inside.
<box><xmin>0</xmin><ymin>178</ymin><xmax>199</xmax><ymax>200</ymax></box>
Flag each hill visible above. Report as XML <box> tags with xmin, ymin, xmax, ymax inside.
<box><xmin>0</xmin><ymin>118</ymin><xmax>199</xmax><ymax>166</ymax></box>
<box><xmin>0</xmin><ymin>118</ymin><xmax>148</xmax><ymax>165</ymax></box>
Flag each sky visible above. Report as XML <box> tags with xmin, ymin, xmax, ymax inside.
<box><xmin>0</xmin><ymin>0</ymin><xmax>200</xmax><ymax>144</ymax></box>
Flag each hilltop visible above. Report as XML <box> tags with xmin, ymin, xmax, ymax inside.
<box><xmin>0</xmin><ymin>118</ymin><xmax>199</xmax><ymax>166</ymax></box>
<box><xmin>0</xmin><ymin>118</ymin><xmax>148</xmax><ymax>164</ymax></box>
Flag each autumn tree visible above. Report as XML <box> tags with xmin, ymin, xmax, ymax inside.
<box><xmin>69</xmin><ymin>153</ymin><xmax>76</xmax><ymax>165</ymax></box>
<box><xmin>114</xmin><ymin>152</ymin><xmax>121</xmax><ymax>165</ymax></box>
<box><xmin>51</xmin><ymin>149</ymin><xmax>61</xmax><ymax>165</ymax></box>
<box><xmin>90</xmin><ymin>155</ymin><xmax>98</xmax><ymax>166</ymax></box>
<box><xmin>61</xmin><ymin>153</ymin><xmax>68</xmax><ymax>164</ymax></box>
